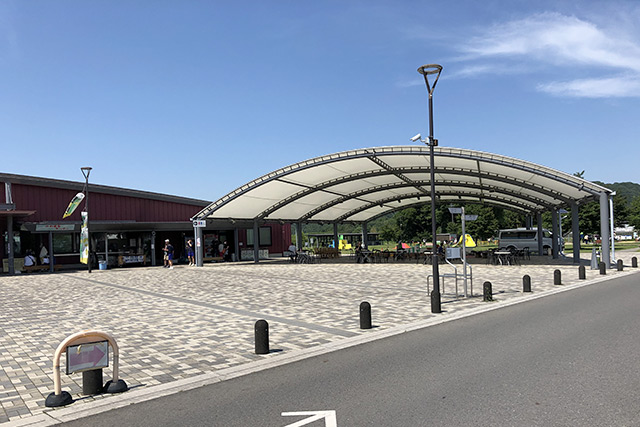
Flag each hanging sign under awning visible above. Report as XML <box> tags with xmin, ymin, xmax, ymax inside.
<box><xmin>63</xmin><ymin>193</ymin><xmax>85</xmax><ymax>219</ymax></box>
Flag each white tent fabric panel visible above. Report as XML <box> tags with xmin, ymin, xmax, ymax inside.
<box><xmin>193</xmin><ymin>146</ymin><xmax>612</xmax><ymax>224</ymax></box>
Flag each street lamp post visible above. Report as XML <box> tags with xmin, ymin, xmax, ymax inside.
<box><xmin>81</xmin><ymin>167</ymin><xmax>92</xmax><ymax>273</ymax></box>
<box><xmin>418</xmin><ymin>64</ymin><xmax>443</xmax><ymax>314</ymax></box>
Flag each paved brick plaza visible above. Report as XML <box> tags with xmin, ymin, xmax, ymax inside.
<box><xmin>1</xmin><ymin>251</ymin><xmax>638</xmax><ymax>424</ymax></box>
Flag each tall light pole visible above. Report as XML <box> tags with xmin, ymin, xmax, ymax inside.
<box><xmin>81</xmin><ymin>167</ymin><xmax>92</xmax><ymax>273</ymax></box>
<box><xmin>418</xmin><ymin>64</ymin><xmax>443</xmax><ymax>313</ymax></box>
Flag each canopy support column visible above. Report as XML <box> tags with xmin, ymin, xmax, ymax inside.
<box><xmin>253</xmin><ymin>220</ymin><xmax>260</xmax><ymax>264</ymax></box>
<box><xmin>361</xmin><ymin>223</ymin><xmax>368</xmax><ymax>250</ymax></box>
<box><xmin>609</xmin><ymin>194</ymin><xmax>616</xmax><ymax>263</ymax></box>
<box><xmin>600</xmin><ymin>192</ymin><xmax>610</xmax><ymax>268</ymax></box>
<box><xmin>571</xmin><ymin>202</ymin><xmax>580</xmax><ymax>264</ymax></box>
<box><xmin>195</xmin><ymin>226</ymin><xmax>203</xmax><ymax>267</ymax></box>
<box><xmin>233</xmin><ymin>228</ymin><xmax>239</xmax><ymax>262</ymax></box>
<box><xmin>551</xmin><ymin>208</ymin><xmax>559</xmax><ymax>259</ymax></box>
<box><xmin>333</xmin><ymin>223</ymin><xmax>339</xmax><ymax>250</ymax></box>
<box><xmin>296</xmin><ymin>222</ymin><xmax>303</xmax><ymax>251</ymax></box>
<box><xmin>536</xmin><ymin>212</ymin><xmax>544</xmax><ymax>256</ymax></box>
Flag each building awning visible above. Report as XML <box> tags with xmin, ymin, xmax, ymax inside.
<box><xmin>193</xmin><ymin>146</ymin><xmax>612</xmax><ymax>224</ymax></box>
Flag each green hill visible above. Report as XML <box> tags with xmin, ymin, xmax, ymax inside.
<box><xmin>594</xmin><ymin>181</ymin><xmax>640</xmax><ymax>205</ymax></box>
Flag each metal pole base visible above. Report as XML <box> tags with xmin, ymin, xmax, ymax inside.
<box><xmin>82</xmin><ymin>369</ymin><xmax>103</xmax><ymax>395</ymax></box>
<box><xmin>45</xmin><ymin>391</ymin><xmax>73</xmax><ymax>407</ymax></box>
<box><xmin>104</xmin><ymin>379</ymin><xmax>129</xmax><ymax>394</ymax></box>
<box><xmin>430</xmin><ymin>291</ymin><xmax>441</xmax><ymax>313</ymax></box>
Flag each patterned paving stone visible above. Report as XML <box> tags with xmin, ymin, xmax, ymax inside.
<box><xmin>0</xmin><ymin>251</ymin><xmax>638</xmax><ymax>423</ymax></box>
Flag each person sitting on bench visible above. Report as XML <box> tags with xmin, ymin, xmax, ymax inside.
<box><xmin>288</xmin><ymin>243</ymin><xmax>298</xmax><ymax>262</ymax></box>
<box><xmin>24</xmin><ymin>250</ymin><xmax>37</xmax><ymax>267</ymax></box>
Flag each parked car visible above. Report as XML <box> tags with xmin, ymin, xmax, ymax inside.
<box><xmin>496</xmin><ymin>228</ymin><xmax>553</xmax><ymax>254</ymax></box>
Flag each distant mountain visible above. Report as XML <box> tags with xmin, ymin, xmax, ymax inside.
<box><xmin>594</xmin><ymin>181</ymin><xmax>640</xmax><ymax>204</ymax></box>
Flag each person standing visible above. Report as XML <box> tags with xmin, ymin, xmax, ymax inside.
<box><xmin>166</xmin><ymin>239</ymin><xmax>174</xmax><ymax>269</ymax></box>
<box><xmin>186</xmin><ymin>239</ymin><xmax>195</xmax><ymax>266</ymax></box>
<box><xmin>39</xmin><ymin>243</ymin><xmax>49</xmax><ymax>265</ymax></box>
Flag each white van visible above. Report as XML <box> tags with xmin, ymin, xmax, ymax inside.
<box><xmin>496</xmin><ymin>228</ymin><xmax>553</xmax><ymax>254</ymax></box>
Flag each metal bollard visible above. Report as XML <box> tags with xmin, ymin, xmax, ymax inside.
<box><xmin>633</xmin><ymin>257</ymin><xmax>638</xmax><ymax>268</ymax></box>
<box><xmin>82</xmin><ymin>369</ymin><xmax>103</xmax><ymax>395</ymax></box>
<box><xmin>483</xmin><ymin>281</ymin><xmax>493</xmax><ymax>302</ymax></box>
<box><xmin>554</xmin><ymin>269</ymin><xmax>562</xmax><ymax>285</ymax></box>
<box><xmin>254</xmin><ymin>319</ymin><xmax>269</xmax><ymax>355</ymax></box>
<box><xmin>617</xmin><ymin>259</ymin><xmax>624</xmax><ymax>271</ymax></box>
<box><xmin>579</xmin><ymin>265</ymin><xmax>586</xmax><ymax>280</ymax></box>
<box><xmin>360</xmin><ymin>301</ymin><xmax>372</xmax><ymax>329</ymax></box>
<box><xmin>523</xmin><ymin>275</ymin><xmax>531</xmax><ymax>293</ymax></box>
<box><xmin>599</xmin><ymin>262</ymin><xmax>606</xmax><ymax>275</ymax></box>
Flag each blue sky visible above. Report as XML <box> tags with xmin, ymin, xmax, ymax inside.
<box><xmin>1</xmin><ymin>0</ymin><xmax>639</xmax><ymax>201</ymax></box>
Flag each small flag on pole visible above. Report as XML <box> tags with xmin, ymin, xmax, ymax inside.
<box><xmin>63</xmin><ymin>192</ymin><xmax>85</xmax><ymax>218</ymax></box>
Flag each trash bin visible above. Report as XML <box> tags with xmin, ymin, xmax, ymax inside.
<box><xmin>99</xmin><ymin>261</ymin><xmax>107</xmax><ymax>270</ymax></box>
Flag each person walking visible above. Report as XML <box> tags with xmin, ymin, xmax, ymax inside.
<box><xmin>186</xmin><ymin>239</ymin><xmax>195</xmax><ymax>266</ymax></box>
<box><xmin>163</xmin><ymin>239</ymin><xmax>174</xmax><ymax>269</ymax></box>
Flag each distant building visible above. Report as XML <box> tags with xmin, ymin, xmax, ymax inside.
<box><xmin>614</xmin><ymin>224</ymin><xmax>637</xmax><ymax>240</ymax></box>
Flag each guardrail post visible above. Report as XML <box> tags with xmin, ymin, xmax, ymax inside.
<box><xmin>554</xmin><ymin>269</ymin><xmax>562</xmax><ymax>285</ymax></box>
<box><xmin>255</xmin><ymin>319</ymin><xmax>269</xmax><ymax>354</ymax></box>
<box><xmin>578</xmin><ymin>265</ymin><xmax>586</xmax><ymax>280</ymax></box>
<box><xmin>617</xmin><ymin>259</ymin><xmax>624</xmax><ymax>271</ymax></box>
<box><xmin>523</xmin><ymin>275</ymin><xmax>531</xmax><ymax>293</ymax></box>
<box><xmin>360</xmin><ymin>301</ymin><xmax>372</xmax><ymax>329</ymax></box>
<box><xmin>483</xmin><ymin>281</ymin><xmax>493</xmax><ymax>302</ymax></box>
<box><xmin>599</xmin><ymin>261</ymin><xmax>606</xmax><ymax>275</ymax></box>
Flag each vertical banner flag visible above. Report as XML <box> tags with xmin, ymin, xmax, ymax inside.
<box><xmin>80</xmin><ymin>211</ymin><xmax>89</xmax><ymax>264</ymax></box>
<box><xmin>63</xmin><ymin>192</ymin><xmax>85</xmax><ymax>218</ymax></box>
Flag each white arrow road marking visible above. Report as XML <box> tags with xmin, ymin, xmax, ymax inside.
<box><xmin>281</xmin><ymin>410</ymin><xmax>337</xmax><ymax>427</ymax></box>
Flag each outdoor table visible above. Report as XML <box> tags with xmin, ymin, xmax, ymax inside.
<box><xmin>493</xmin><ymin>250</ymin><xmax>512</xmax><ymax>265</ymax></box>
<box><xmin>356</xmin><ymin>250</ymin><xmax>373</xmax><ymax>263</ymax></box>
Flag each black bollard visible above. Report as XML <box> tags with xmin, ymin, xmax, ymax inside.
<box><xmin>523</xmin><ymin>275</ymin><xmax>531</xmax><ymax>293</ymax></box>
<box><xmin>254</xmin><ymin>319</ymin><xmax>269</xmax><ymax>355</ymax></box>
<box><xmin>483</xmin><ymin>281</ymin><xmax>493</xmax><ymax>302</ymax></box>
<box><xmin>599</xmin><ymin>262</ymin><xmax>606</xmax><ymax>275</ymax></box>
<box><xmin>554</xmin><ymin>269</ymin><xmax>562</xmax><ymax>285</ymax></box>
<box><xmin>360</xmin><ymin>301</ymin><xmax>372</xmax><ymax>329</ymax></box>
<box><xmin>82</xmin><ymin>369</ymin><xmax>103</xmax><ymax>395</ymax></box>
<box><xmin>617</xmin><ymin>259</ymin><xmax>623</xmax><ymax>271</ymax></box>
<box><xmin>579</xmin><ymin>265</ymin><xmax>586</xmax><ymax>280</ymax></box>
<box><xmin>633</xmin><ymin>257</ymin><xmax>638</xmax><ymax>268</ymax></box>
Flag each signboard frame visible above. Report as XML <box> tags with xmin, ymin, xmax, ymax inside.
<box><xmin>66</xmin><ymin>340</ymin><xmax>109</xmax><ymax>375</ymax></box>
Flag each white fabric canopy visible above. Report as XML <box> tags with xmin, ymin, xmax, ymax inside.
<box><xmin>193</xmin><ymin>146</ymin><xmax>612</xmax><ymax>224</ymax></box>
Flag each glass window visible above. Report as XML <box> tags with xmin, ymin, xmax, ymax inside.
<box><xmin>247</xmin><ymin>227</ymin><xmax>272</xmax><ymax>246</ymax></box>
<box><xmin>53</xmin><ymin>234</ymin><xmax>74</xmax><ymax>253</ymax></box>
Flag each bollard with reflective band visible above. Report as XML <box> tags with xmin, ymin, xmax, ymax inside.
<box><xmin>483</xmin><ymin>281</ymin><xmax>493</xmax><ymax>302</ymax></box>
<box><xmin>617</xmin><ymin>259</ymin><xmax>624</xmax><ymax>271</ymax></box>
<box><xmin>554</xmin><ymin>269</ymin><xmax>562</xmax><ymax>286</ymax></box>
<box><xmin>633</xmin><ymin>257</ymin><xmax>638</xmax><ymax>268</ymax></box>
<box><xmin>599</xmin><ymin>262</ymin><xmax>606</xmax><ymax>275</ymax></box>
<box><xmin>523</xmin><ymin>275</ymin><xmax>531</xmax><ymax>293</ymax></box>
<box><xmin>579</xmin><ymin>265</ymin><xmax>586</xmax><ymax>280</ymax></box>
<box><xmin>360</xmin><ymin>302</ymin><xmax>372</xmax><ymax>329</ymax></box>
<box><xmin>255</xmin><ymin>319</ymin><xmax>269</xmax><ymax>355</ymax></box>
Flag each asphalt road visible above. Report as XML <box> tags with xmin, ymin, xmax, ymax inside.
<box><xmin>64</xmin><ymin>274</ymin><xmax>640</xmax><ymax>426</ymax></box>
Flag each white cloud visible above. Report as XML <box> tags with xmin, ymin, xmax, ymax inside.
<box><xmin>538</xmin><ymin>75</ymin><xmax>640</xmax><ymax>98</ymax></box>
<box><xmin>457</xmin><ymin>11</ymin><xmax>640</xmax><ymax>98</ymax></box>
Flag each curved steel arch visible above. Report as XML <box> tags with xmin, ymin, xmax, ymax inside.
<box><xmin>193</xmin><ymin>146</ymin><xmax>612</xmax><ymax>223</ymax></box>
<box><xmin>297</xmin><ymin>180</ymin><xmax>547</xmax><ymax>222</ymax></box>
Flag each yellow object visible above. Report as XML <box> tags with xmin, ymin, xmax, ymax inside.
<box><xmin>456</xmin><ymin>234</ymin><xmax>476</xmax><ymax>248</ymax></box>
<box><xmin>338</xmin><ymin>239</ymin><xmax>352</xmax><ymax>250</ymax></box>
